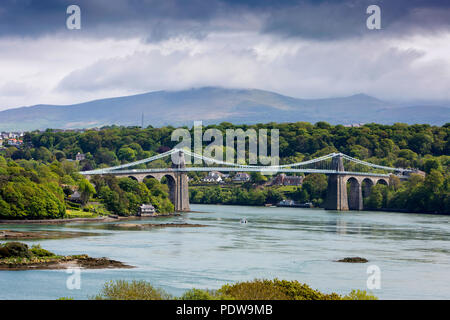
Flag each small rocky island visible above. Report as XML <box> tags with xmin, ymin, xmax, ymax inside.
<box><xmin>0</xmin><ymin>242</ymin><xmax>132</xmax><ymax>270</ymax></box>
<box><xmin>336</xmin><ymin>257</ymin><xmax>369</xmax><ymax>263</ymax></box>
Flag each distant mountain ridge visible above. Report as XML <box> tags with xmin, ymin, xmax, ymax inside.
<box><xmin>0</xmin><ymin>87</ymin><xmax>448</xmax><ymax>131</ymax></box>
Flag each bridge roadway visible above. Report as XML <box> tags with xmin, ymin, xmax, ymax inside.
<box><xmin>82</xmin><ymin>167</ymin><xmax>391</xmax><ymax>177</ymax></box>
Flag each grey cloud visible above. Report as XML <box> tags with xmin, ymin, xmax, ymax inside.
<box><xmin>0</xmin><ymin>0</ymin><xmax>449</xmax><ymax>110</ymax></box>
<box><xmin>261</xmin><ymin>0</ymin><xmax>450</xmax><ymax>40</ymax></box>
<box><xmin>0</xmin><ymin>0</ymin><xmax>239</xmax><ymax>41</ymax></box>
<box><xmin>54</xmin><ymin>33</ymin><xmax>450</xmax><ymax>101</ymax></box>
<box><xmin>0</xmin><ymin>0</ymin><xmax>449</xmax><ymax>41</ymax></box>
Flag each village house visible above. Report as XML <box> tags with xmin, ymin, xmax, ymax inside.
<box><xmin>6</xmin><ymin>138</ymin><xmax>23</xmax><ymax>147</ymax></box>
<box><xmin>343</xmin><ymin>123</ymin><xmax>365</xmax><ymax>128</ymax></box>
<box><xmin>232</xmin><ymin>172</ymin><xmax>251</xmax><ymax>182</ymax></box>
<box><xmin>202</xmin><ymin>171</ymin><xmax>224</xmax><ymax>183</ymax></box>
<box><xmin>69</xmin><ymin>191</ymin><xmax>82</xmax><ymax>203</ymax></box>
<box><xmin>397</xmin><ymin>169</ymin><xmax>426</xmax><ymax>181</ymax></box>
<box><xmin>271</xmin><ymin>174</ymin><xmax>303</xmax><ymax>186</ymax></box>
<box><xmin>75</xmin><ymin>152</ymin><xmax>86</xmax><ymax>161</ymax></box>
<box><xmin>138</xmin><ymin>204</ymin><xmax>156</xmax><ymax>216</ymax></box>
<box><xmin>1</xmin><ymin>132</ymin><xmax>23</xmax><ymax>139</ymax></box>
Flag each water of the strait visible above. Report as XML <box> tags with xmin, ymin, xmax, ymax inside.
<box><xmin>1</xmin><ymin>204</ymin><xmax>449</xmax><ymax>299</ymax></box>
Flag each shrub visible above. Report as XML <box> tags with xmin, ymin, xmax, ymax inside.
<box><xmin>1</xmin><ymin>242</ymin><xmax>31</xmax><ymax>258</ymax></box>
<box><xmin>179</xmin><ymin>288</ymin><xmax>223</xmax><ymax>300</ymax></box>
<box><xmin>216</xmin><ymin>279</ymin><xmax>343</xmax><ymax>300</ymax></box>
<box><xmin>91</xmin><ymin>279</ymin><xmax>377</xmax><ymax>301</ymax></box>
<box><xmin>218</xmin><ymin>279</ymin><xmax>291</xmax><ymax>300</ymax></box>
<box><xmin>30</xmin><ymin>244</ymin><xmax>55</xmax><ymax>257</ymax></box>
<box><xmin>272</xmin><ymin>279</ymin><xmax>342</xmax><ymax>300</ymax></box>
<box><xmin>0</xmin><ymin>246</ymin><xmax>10</xmax><ymax>258</ymax></box>
<box><xmin>93</xmin><ymin>280</ymin><xmax>172</xmax><ymax>300</ymax></box>
<box><xmin>343</xmin><ymin>290</ymin><xmax>378</xmax><ymax>300</ymax></box>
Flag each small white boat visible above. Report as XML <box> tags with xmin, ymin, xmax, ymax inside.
<box><xmin>240</xmin><ymin>218</ymin><xmax>248</xmax><ymax>224</ymax></box>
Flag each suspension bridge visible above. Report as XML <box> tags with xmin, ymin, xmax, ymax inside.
<box><xmin>80</xmin><ymin>148</ymin><xmax>414</xmax><ymax>212</ymax></box>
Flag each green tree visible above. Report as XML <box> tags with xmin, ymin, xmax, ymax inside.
<box><xmin>366</xmin><ymin>185</ymin><xmax>384</xmax><ymax>209</ymax></box>
<box><xmin>250</xmin><ymin>172</ymin><xmax>268</xmax><ymax>184</ymax></box>
<box><xmin>117</xmin><ymin>147</ymin><xmax>137</xmax><ymax>162</ymax></box>
<box><xmin>424</xmin><ymin>169</ymin><xmax>444</xmax><ymax>193</ymax></box>
<box><xmin>78</xmin><ymin>179</ymin><xmax>96</xmax><ymax>205</ymax></box>
<box><xmin>423</xmin><ymin>159</ymin><xmax>441</xmax><ymax>174</ymax></box>
<box><xmin>303</xmin><ymin>174</ymin><xmax>327</xmax><ymax>200</ymax></box>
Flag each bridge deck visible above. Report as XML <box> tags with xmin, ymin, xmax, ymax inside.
<box><xmin>81</xmin><ymin>167</ymin><xmax>391</xmax><ymax>177</ymax></box>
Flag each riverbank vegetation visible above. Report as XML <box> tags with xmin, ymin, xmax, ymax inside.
<box><xmin>89</xmin><ymin>175</ymin><xmax>174</xmax><ymax>215</ymax></box>
<box><xmin>364</xmin><ymin>169</ymin><xmax>448</xmax><ymax>213</ymax></box>
<box><xmin>92</xmin><ymin>279</ymin><xmax>377</xmax><ymax>300</ymax></box>
<box><xmin>0</xmin><ymin>156</ymin><xmax>173</xmax><ymax>219</ymax></box>
<box><xmin>0</xmin><ymin>156</ymin><xmax>67</xmax><ymax>219</ymax></box>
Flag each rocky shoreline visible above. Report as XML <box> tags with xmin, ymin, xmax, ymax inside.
<box><xmin>0</xmin><ymin>216</ymin><xmax>118</xmax><ymax>225</ymax></box>
<box><xmin>0</xmin><ymin>213</ymin><xmax>182</xmax><ymax>225</ymax></box>
<box><xmin>0</xmin><ymin>254</ymin><xmax>133</xmax><ymax>270</ymax></box>
<box><xmin>0</xmin><ymin>230</ymin><xmax>100</xmax><ymax>240</ymax></box>
<box><xmin>113</xmin><ymin>223</ymin><xmax>207</xmax><ymax>230</ymax></box>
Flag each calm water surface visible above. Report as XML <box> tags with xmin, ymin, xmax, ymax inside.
<box><xmin>1</xmin><ymin>204</ymin><xmax>449</xmax><ymax>300</ymax></box>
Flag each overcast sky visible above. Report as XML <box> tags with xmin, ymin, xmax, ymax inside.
<box><xmin>0</xmin><ymin>0</ymin><xmax>449</xmax><ymax>110</ymax></box>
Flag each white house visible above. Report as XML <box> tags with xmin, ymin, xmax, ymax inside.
<box><xmin>138</xmin><ymin>204</ymin><xmax>156</xmax><ymax>216</ymax></box>
<box><xmin>202</xmin><ymin>171</ymin><xmax>223</xmax><ymax>183</ymax></box>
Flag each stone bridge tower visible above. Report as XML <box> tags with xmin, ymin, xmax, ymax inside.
<box><xmin>324</xmin><ymin>153</ymin><xmax>389</xmax><ymax>211</ymax></box>
<box><xmin>86</xmin><ymin>150</ymin><xmax>190</xmax><ymax>212</ymax></box>
<box><xmin>324</xmin><ymin>154</ymin><xmax>349</xmax><ymax>210</ymax></box>
<box><xmin>171</xmin><ymin>150</ymin><xmax>190</xmax><ymax>212</ymax></box>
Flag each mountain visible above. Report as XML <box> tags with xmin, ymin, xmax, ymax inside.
<box><xmin>0</xmin><ymin>87</ymin><xmax>448</xmax><ymax>131</ymax></box>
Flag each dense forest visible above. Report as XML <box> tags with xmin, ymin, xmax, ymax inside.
<box><xmin>6</xmin><ymin>122</ymin><xmax>448</xmax><ymax>168</ymax></box>
<box><xmin>1</xmin><ymin>122</ymin><xmax>449</xmax><ymax>217</ymax></box>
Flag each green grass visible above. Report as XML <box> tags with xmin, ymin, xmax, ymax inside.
<box><xmin>65</xmin><ymin>200</ymin><xmax>112</xmax><ymax>218</ymax></box>
<box><xmin>0</xmin><ymin>255</ymin><xmax>64</xmax><ymax>265</ymax></box>
<box><xmin>274</xmin><ymin>185</ymin><xmax>299</xmax><ymax>192</ymax></box>
<box><xmin>65</xmin><ymin>209</ymin><xmax>99</xmax><ymax>218</ymax></box>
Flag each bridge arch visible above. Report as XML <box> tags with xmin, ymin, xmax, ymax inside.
<box><xmin>143</xmin><ymin>174</ymin><xmax>160</xmax><ymax>182</ymax></box>
<box><xmin>346</xmin><ymin>177</ymin><xmax>362</xmax><ymax>210</ymax></box>
<box><xmin>361</xmin><ymin>178</ymin><xmax>374</xmax><ymax>199</ymax></box>
<box><xmin>161</xmin><ymin>174</ymin><xmax>177</xmax><ymax>206</ymax></box>
<box><xmin>376</xmin><ymin>178</ymin><xmax>388</xmax><ymax>185</ymax></box>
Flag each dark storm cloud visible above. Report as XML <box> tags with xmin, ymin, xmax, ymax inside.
<box><xmin>260</xmin><ymin>0</ymin><xmax>450</xmax><ymax>40</ymax></box>
<box><xmin>0</xmin><ymin>0</ymin><xmax>449</xmax><ymax>40</ymax></box>
<box><xmin>0</xmin><ymin>0</ymin><xmax>228</xmax><ymax>40</ymax></box>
